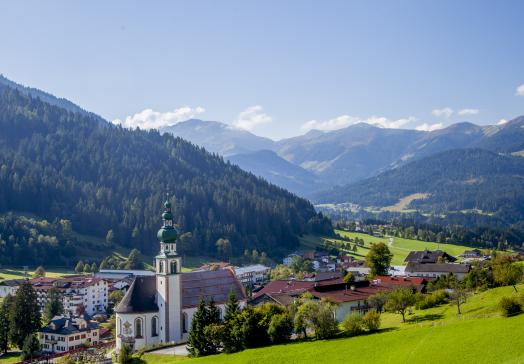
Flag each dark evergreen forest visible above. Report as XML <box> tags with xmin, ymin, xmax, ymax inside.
<box><xmin>0</xmin><ymin>86</ymin><xmax>332</xmax><ymax>266</ymax></box>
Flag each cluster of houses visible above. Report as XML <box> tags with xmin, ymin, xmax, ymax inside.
<box><xmin>0</xmin><ymin>244</ymin><xmax>487</xmax><ymax>356</ymax></box>
<box><xmin>0</xmin><ymin>270</ymin><xmax>149</xmax><ymax>354</ymax></box>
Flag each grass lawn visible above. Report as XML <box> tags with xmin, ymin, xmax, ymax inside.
<box><xmin>142</xmin><ymin>284</ymin><xmax>524</xmax><ymax>364</ymax></box>
<box><xmin>0</xmin><ymin>267</ymin><xmax>75</xmax><ymax>280</ymax></box>
<box><xmin>0</xmin><ymin>352</ymin><xmax>21</xmax><ymax>364</ymax></box>
<box><xmin>332</xmin><ymin>230</ymin><xmax>475</xmax><ymax>265</ymax></box>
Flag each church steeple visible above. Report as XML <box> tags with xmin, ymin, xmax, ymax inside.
<box><xmin>155</xmin><ymin>195</ymin><xmax>181</xmax><ymax>274</ymax></box>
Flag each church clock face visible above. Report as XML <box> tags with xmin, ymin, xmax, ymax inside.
<box><xmin>123</xmin><ymin>321</ymin><xmax>132</xmax><ymax>335</ymax></box>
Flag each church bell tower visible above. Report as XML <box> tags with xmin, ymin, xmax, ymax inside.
<box><xmin>155</xmin><ymin>197</ymin><xmax>183</xmax><ymax>343</ymax></box>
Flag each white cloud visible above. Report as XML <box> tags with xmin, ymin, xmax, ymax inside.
<box><xmin>432</xmin><ymin>107</ymin><xmax>453</xmax><ymax>118</ymax></box>
<box><xmin>458</xmin><ymin>108</ymin><xmax>479</xmax><ymax>116</ymax></box>
<box><xmin>415</xmin><ymin>122</ymin><xmax>444</xmax><ymax>132</ymax></box>
<box><xmin>234</xmin><ymin>105</ymin><xmax>272</xmax><ymax>131</ymax></box>
<box><xmin>516</xmin><ymin>84</ymin><xmax>524</xmax><ymax>96</ymax></box>
<box><xmin>112</xmin><ymin>106</ymin><xmax>206</xmax><ymax>129</ymax></box>
<box><xmin>301</xmin><ymin>115</ymin><xmax>415</xmax><ymax>132</ymax></box>
<box><xmin>497</xmin><ymin>118</ymin><xmax>508</xmax><ymax>125</ymax></box>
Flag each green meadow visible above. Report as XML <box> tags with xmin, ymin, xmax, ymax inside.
<box><xmin>328</xmin><ymin>230</ymin><xmax>475</xmax><ymax>265</ymax></box>
<box><xmin>141</xmin><ymin>284</ymin><xmax>524</xmax><ymax>364</ymax></box>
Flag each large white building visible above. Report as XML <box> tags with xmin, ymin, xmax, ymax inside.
<box><xmin>115</xmin><ymin>200</ymin><xmax>247</xmax><ymax>351</ymax></box>
<box><xmin>39</xmin><ymin>314</ymin><xmax>100</xmax><ymax>353</ymax></box>
<box><xmin>234</xmin><ymin>264</ymin><xmax>270</xmax><ymax>286</ymax></box>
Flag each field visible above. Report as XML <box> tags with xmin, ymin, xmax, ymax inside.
<box><xmin>0</xmin><ymin>267</ymin><xmax>75</xmax><ymax>281</ymax></box>
<box><xmin>141</xmin><ymin>284</ymin><xmax>524</xmax><ymax>364</ymax></box>
<box><xmin>327</xmin><ymin>230</ymin><xmax>475</xmax><ymax>265</ymax></box>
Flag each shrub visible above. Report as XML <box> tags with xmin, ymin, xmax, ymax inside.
<box><xmin>268</xmin><ymin>313</ymin><xmax>293</xmax><ymax>344</ymax></box>
<box><xmin>416</xmin><ymin>290</ymin><xmax>448</xmax><ymax>310</ymax></box>
<box><xmin>342</xmin><ymin>312</ymin><xmax>363</xmax><ymax>335</ymax></box>
<box><xmin>499</xmin><ymin>296</ymin><xmax>522</xmax><ymax>317</ymax></box>
<box><xmin>362</xmin><ymin>311</ymin><xmax>381</xmax><ymax>332</ymax></box>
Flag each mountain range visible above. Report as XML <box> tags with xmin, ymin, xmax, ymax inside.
<box><xmin>160</xmin><ymin>115</ymin><xmax>524</xmax><ymax>197</ymax></box>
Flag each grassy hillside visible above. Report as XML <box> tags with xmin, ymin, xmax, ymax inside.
<box><xmin>320</xmin><ymin>230</ymin><xmax>473</xmax><ymax>265</ymax></box>
<box><xmin>142</xmin><ymin>284</ymin><xmax>524</xmax><ymax>364</ymax></box>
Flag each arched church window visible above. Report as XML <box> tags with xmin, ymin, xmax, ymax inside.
<box><xmin>135</xmin><ymin>318</ymin><xmax>143</xmax><ymax>338</ymax></box>
<box><xmin>151</xmin><ymin>316</ymin><xmax>158</xmax><ymax>337</ymax></box>
<box><xmin>170</xmin><ymin>261</ymin><xmax>177</xmax><ymax>274</ymax></box>
<box><xmin>159</xmin><ymin>261</ymin><xmax>164</xmax><ymax>273</ymax></box>
<box><xmin>182</xmin><ymin>312</ymin><xmax>188</xmax><ymax>333</ymax></box>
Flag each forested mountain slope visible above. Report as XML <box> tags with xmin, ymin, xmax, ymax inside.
<box><xmin>314</xmin><ymin>149</ymin><xmax>524</xmax><ymax>229</ymax></box>
<box><xmin>0</xmin><ymin>86</ymin><xmax>332</xmax><ymax>265</ymax></box>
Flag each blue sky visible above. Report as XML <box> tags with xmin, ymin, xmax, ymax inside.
<box><xmin>1</xmin><ymin>0</ymin><xmax>523</xmax><ymax>139</ymax></box>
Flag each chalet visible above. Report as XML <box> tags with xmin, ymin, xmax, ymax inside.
<box><xmin>404</xmin><ymin>262</ymin><xmax>470</xmax><ymax>279</ymax></box>
<box><xmin>309</xmin><ymin>283</ymin><xmax>389</xmax><ymax>321</ymax></box>
<box><xmin>372</xmin><ymin>275</ymin><xmax>430</xmax><ymax>293</ymax></box>
<box><xmin>251</xmin><ymin>277</ymin><xmax>389</xmax><ymax>321</ymax></box>
<box><xmin>39</xmin><ymin>314</ymin><xmax>100</xmax><ymax>353</ymax></box>
<box><xmin>404</xmin><ymin>250</ymin><xmax>457</xmax><ymax>264</ymax></box>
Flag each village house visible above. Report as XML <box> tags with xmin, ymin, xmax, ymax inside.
<box><xmin>115</xmin><ymin>200</ymin><xmax>247</xmax><ymax>351</ymax></box>
<box><xmin>404</xmin><ymin>262</ymin><xmax>470</xmax><ymax>279</ymax></box>
<box><xmin>251</xmin><ymin>276</ymin><xmax>389</xmax><ymax>321</ymax></box>
<box><xmin>234</xmin><ymin>264</ymin><xmax>271</xmax><ymax>286</ymax></box>
<box><xmin>372</xmin><ymin>275</ymin><xmax>430</xmax><ymax>293</ymax></box>
<box><xmin>404</xmin><ymin>249</ymin><xmax>457</xmax><ymax>264</ymax></box>
<box><xmin>283</xmin><ymin>253</ymin><xmax>301</xmax><ymax>266</ymax></box>
<box><xmin>0</xmin><ymin>279</ymin><xmax>24</xmax><ymax>298</ymax></box>
<box><xmin>39</xmin><ymin>314</ymin><xmax>100</xmax><ymax>354</ymax></box>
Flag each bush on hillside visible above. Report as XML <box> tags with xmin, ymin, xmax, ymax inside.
<box><xmin>342</xmin><ymin>312</ymin><xmax>363</xmax><ymax>335</ymax></box>
<box><xmin>268</xmin><ymin>313</ymin><xmax>293</xmax><ymax>344</ymax></box>
<box><xmin>362</xmin><ymin>311</ymin><xmax>381</xmax><ymax>332</ymax></box>
<box><xmin>499</xmin><ymin>296</ymin><xmax>522</xmax><ymax>317</ymax></box>
<box><xmin>416</xmin><ymin>290</ymin><xmax>449</xmax><ymax>310</ymax></box>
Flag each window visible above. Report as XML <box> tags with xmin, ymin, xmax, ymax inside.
<box><xmin>182</xmin><ymin>312</ymin><xmax>188</xmax><ymax>333</ymax></box>
<box><xmin>135</xmin><ymin>318</ymin><xmax>143</xmax><ymax>338</ymax></box>
<box><xmin>159</xmin><ymin>261</ymin><xmax>164</xmax><ymax>273</ymax></box>
<box><xmin>151</xmin><ymin>316</ymin><xmax>159</xmax><ymax>337</ymax></box>
<box><xmin>170</xmin><ymin>261</ymin><xmax>177</xmax><ymax>274</ymax></box>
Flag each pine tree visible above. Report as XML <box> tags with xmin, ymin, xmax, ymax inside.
<box><xmin>224</xmin><ymin>290</ymin><xmax>240</xmax><ymax>321</ymax></box>
<box><xmin>91</xmin><ymin>262</ymin><xmax>98</xmax><ymax>273</ymax></box>
<box><xmin>0</xmin><ymin>299</ymin><xmax>10</xmax><ymax>354</ymax></box>
<box><xmin>44</xmin><ymin>287</ymin><xmax>64</xmax><ymax>321</ymax></box>
<box><xmin>75</xmin><ymin>261</ymin><xmax>84</xmax><ymax>274</ymax></box>
<box><xmin>21</xmin><ymin>334</ymin><xmax>40</xmax><ymax>360</ymax></box>
<box><xmin>187</xmin><ymin>299</ymin><xmax>208</xmax><ymax>357</ymax></box>
<box><xmin>9</xmin><ymin>282</ymin><xmax>41</xmax><ymax>348</ymax></box>
<box><xmin>222</xmin><ymin>291</ymin><xmax>244</xmax><ymax>353</ymax></box>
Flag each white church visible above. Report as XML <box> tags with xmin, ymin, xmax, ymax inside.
<box><xmin>115</xmin><ymin>199</ymin><xmax>247</xmax><ymax>351</ymax></box>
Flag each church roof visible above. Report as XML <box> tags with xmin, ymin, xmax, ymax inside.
<box><xmin>115</xmin><ymin>276</ymin><xmax>158</xmax><ymax>314</ymax></box>
<box><xmin>115</xmin><ymin>268</ymin><xmax>246</xmax><ymax>314</ymax></box>
<box><xmin>181</xmin><ymin>268</ymin><xmax>246</xmax><ymax>308</ymax></box>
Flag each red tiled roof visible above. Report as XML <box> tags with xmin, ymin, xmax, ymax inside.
<box><xmin>253</xmin><ymin>277</ymin><xmax>343</xmax><ymax>299</ymax></box>
<box><xmin>373</xmin><ymin>276</ymin><xmax>428</xmax><ymax>285</ymax></box>
<box><xmin>309</xmin><ymin>285</ymin><xmax>390</xmax><ymax>303</ymax></box>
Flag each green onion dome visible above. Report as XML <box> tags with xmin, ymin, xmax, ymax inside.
<box><xmin>162</xmin><ymin>211</ymin><xmax>173</xmax><ymax>220</ymax></box>
<box><xmin>157</xmin><ymin>225</ymin><xmax>178</xmax><ymax>244</ymax></box>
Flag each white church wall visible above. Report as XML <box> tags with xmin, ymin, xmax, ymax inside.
<box><xmin>116</xmin><ymin>312</ymin><xmax>161</xmax><ymax>351</ymax></box>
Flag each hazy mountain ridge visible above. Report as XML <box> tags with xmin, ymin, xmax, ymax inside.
<box><xmin>162</xmin><ymin>117</ymin><xmax>524</xmax><ymax>196</ymax></box>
